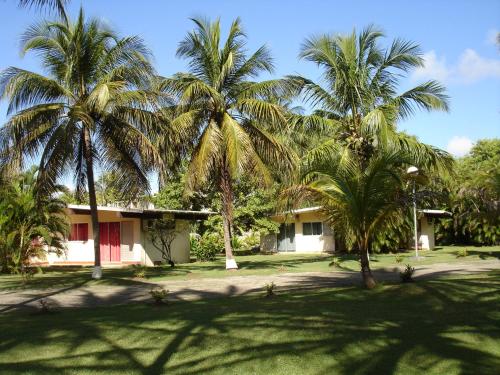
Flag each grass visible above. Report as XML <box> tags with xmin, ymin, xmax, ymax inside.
<box><xmin>0</xmin><ymin>245</ymin><xmax>498</xmax><ymax>291</ymax></box>
<box><xmin>0</xmin><ymin>272</ymin><xmax>499</xmax><ymax>374</ymax></box>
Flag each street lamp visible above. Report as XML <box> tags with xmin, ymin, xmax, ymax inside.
<box><xmin>407</xmin><ymin>166</ymin><xmax>420</xmax><ymax>259</ymax></box>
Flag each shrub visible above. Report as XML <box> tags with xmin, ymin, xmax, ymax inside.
<box><xmin>456</xmin><ymin>248</ymin><xmax>468</xmax><ymax>258</ymax></box>
<box><xmin>394</xmin><ymin>254</ymin><xmax>403</xmax><ymax>264</ymax></box>
<box><xmin>328</xmin><ymin>257</ymin><xmax>341</xmax><ymax>267</ymax></box>
<box><xmin>191</xmin><ymin>233</ymin><xmax>221</xmax><ymax>261</ymax></box>
<box><xmin>264</xmin><ymin>282</ymin><xmax>276</xmax><ymax>297</ymax></box>
<box><xmin>131</xmin><ymin>264</ymin><xmax>147</xmax><ymax>279</ymax></box>
<box><xmin>400</xmin><ymin>264</ymin><xmax>415</xmax><ymax>283</ymax></box>
<box><xmin>150</xmin><ymin>286</ymin><xmax>169</xmax><ymax>304</ymax></box>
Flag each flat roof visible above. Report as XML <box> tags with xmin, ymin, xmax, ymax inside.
<box><xmin>271</xmin><ymin>206</ymin><xmax>323</xmax><ymax>218</ymax></box>
<box><xmin>418</xmin><ymin>209</ymin><xmax>452</xmax><ymax>217</ymax></box>
<box><xmin>66</xmin><ymin>204</ymin><xmax>216</xmax><ymax>220</ymax></box>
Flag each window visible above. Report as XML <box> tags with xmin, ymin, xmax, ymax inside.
<box><xmin>303</xmin><ymin>222</ymin><xmax>323</xmax><ymax>236</ymax></box>
<box><xmin>69</xmin><ymin>223</ymin><xmax>89</xmax><ymax>242</ymax></box>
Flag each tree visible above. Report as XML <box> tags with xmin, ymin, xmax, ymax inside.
<box><xmin>435</xmin><ymin>139</ymin><xmax>500</xmax><ymax>245</ymax></box>
<box><xmin>163</xmin><ymin>17</ymin><xmax>294</xmax><ymax>269</ymax></box>
<box><xmin>0</xmin><ymin>8</ymin><xmax>162</xmax><ymax>278</ymax></box>
<box><xmin>148</xmin><ymin>218</ymin><xmax>178</xmax><ymax>267</ymax></box>
<box><xmin>285</xmin><ymin>26</ymin><xmax>452</xmax><ymax>288</ymax></box>
<box><xmin>0</xmin><ymin>167</ymin><xmax>69</xmax><ymax>275</ymax></box>
<box><xmin>96</xmin><ymin>171</ymin><xmax>147</xmax><ymax>207</ymax></box>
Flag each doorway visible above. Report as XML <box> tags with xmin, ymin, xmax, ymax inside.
<box><xmin>99</xmin><ymin>222</ymin><xmax>121</xmax><ymax>262</ymax></box>
<box><xmin>277</xmin><ymin>223</ymin><xmax>295</xmax><ymax>252</ymax></box>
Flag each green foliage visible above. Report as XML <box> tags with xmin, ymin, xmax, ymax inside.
<box><xmin>456</xmin><ymin>248</ymin><xmax>468</xmax><ymax>258</ymax></box>
<box><xmin>0</xmin><ymin>167</ymin><xmax>69</xmax><ymax>275</ymax></box>
<box><xmin>435</xmin><ymin>139</ymin><xmax>500</xmax><ymax>246</ymax></box>
<box><xmin>400</xmin><ymin>264</ymin><xmax>415</xmax><ymax>283</ymax></box>
<box><xmin>131</xmin><ymin>264</ymin><xmax>147</xmax><ymax>279</ymax></box>
<box><xmin>395</xmin><ymin>254</ymin><xmax>403</xmax><ymax>264</ymax></box>
<box><xmin>190</xmin><ymin>233</ymin><xmax>221</xmax><ymax>261</ymax></box>
<box><xmin>264</xmin><ymin>281</ymin><xmax>276</xmax><ymax>297</ymax></box>
<box><xmin>96</xmin><ymin>171</ymin><xmax>146</xmax><ymax>207</ymax></box>
<box><xmin>149</xmin><ymin>286</ymin><xmax>169</xmax><ymax>304</ymax></box>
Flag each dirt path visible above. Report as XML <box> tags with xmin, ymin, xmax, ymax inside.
<box><xmin>1</xmin><ymin>260</ymin><xmax>498</xmax><ymax>313</ymax></box>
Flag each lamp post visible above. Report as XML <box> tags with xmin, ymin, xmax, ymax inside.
<box><xmin>407</xmin><ymin>166</ymin><xmax>419</xmax><ymax>259</ymax></box>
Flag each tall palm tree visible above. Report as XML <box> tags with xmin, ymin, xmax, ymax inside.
<box><xmin>18</xmin><ymin>0</ymin><xmax>67</xmax><ymax>17</ymax></box>
<box><xmin>283</xmin><ymin>26</ymin><xmax>453</xmax><ymax>287</ymax></box>
<box><xmin>288</xmin><ymin>25</ymin><xmax>451</xmax><ymax>165</ymax></box>
<box><xmin>162</xmin><ymin>18</ymin><xmax>294</xmax><ymax>269</ymax></box>
<box><xmin>0</xmin><ymin>8</ymin><xmax>162</xmax><ymax>278</ymax></box>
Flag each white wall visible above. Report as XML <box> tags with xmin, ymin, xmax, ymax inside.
<box><xmin>419</xmin><ymin>217</ymin><xmax>435</xmax><ymax>250</ymax></box>
<box><xmin>261</xmin><ymin>211</ymin><xmax>335</xmax><ymax>253</ymax></box>
<box><xmin>142</xmin><ymin>219</ymin><xmax>191</xmax><ymax>265</ymax></box>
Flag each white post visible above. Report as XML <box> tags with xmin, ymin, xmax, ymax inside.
<box><xmin>413</xmin><ymin>179</ymin><xmax>419</xmax><ymax>258</ymax></box>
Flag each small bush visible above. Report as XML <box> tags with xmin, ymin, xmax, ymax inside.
<box><xmin>150</xmin><ymin>286</ymin><xmax>169</xmax><ymax>304</ymax></box>
<box><xmin>39</xmin><ymin>299</ymin><xmax>51</xmax><ymax>313</ymax></box>
<box><xmin>394</xmin><ymin>254</ymin><xmax>403</xmax><ymax>264</ymax></box>
<box><xmin>264</xmin><ymin>282</ymin><xmax>276</xmax><ymax>297</ymax></box>
<box><xmin>328</xmin><ymin>257</ymin><xmax>341</xmax><ymax>267</ymax></box>
<box><xmin>277</xmin><ymin>265</ymin><xmax>288</xmax><ymax>272</ymax></box>
<box><xmin>131</xmin><ymin>264</ymin><xmax>147</xmax><ymax>279</ymax></box>
<box><xmin>191</xmin><ymin>233</ymin><xmax>221</xmax><ymax>261</ymax></box>
<box><xmin>400</xmin><ymin>264</ymin><xmax>415</xmax><ymax>283</ymax></box>
<box><xmin>456</xmin><ymin>248</ymin><xmax>468</xmax><ymax>258</ymax></box>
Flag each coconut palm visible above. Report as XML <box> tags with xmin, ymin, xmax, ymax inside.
<box><xmin>0</xmin><ymin>8</ymin><xmax>162</xmax><ymax>278</ymax></box>
<box><xmin>162</xmin><ymin>18</ymin><xmax>294</xmax><ymax>269</ymax></box>
<box><xmin>283</xmin><ymin>26</ymin><xmax>453</xmax><ymax>287</ymax></box>
<box><xmin>285</xmin><ymin>145</ymin><xmax>414</xmax><ymax>288</ymax></box>
<box><xmin>288</xmin><ymin>25</ymin><xmax>451</xmax><ymax>165</ymax></box>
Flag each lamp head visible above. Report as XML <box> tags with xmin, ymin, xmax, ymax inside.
<box><xmin>407</xmin><ymin>166</ymin><xmax>419</xmax><ymax>175</ymax></box>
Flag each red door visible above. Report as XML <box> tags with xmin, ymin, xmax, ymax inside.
<box><xmin>99</xmin><ymin>222</ymin><xmax>121</xmax><ymax>262</ymax></box>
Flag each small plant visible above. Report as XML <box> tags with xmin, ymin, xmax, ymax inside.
<box><xmin>131</xmin><ymin>264</ymin><xmax>147</xmax><ymax>279</ymax></box>
<box><xmin>150</xmin><ymin>286</ymin><xmax>169</xmax><ymax>304</ymax></box>
<box><xmin>277</xmin><ymin>265</ymin><xmax>288</xmax><ymax>272</ymax></box>
<box><xmin>264</xmin><ymin>282</ymin><xmax>276</xmax><ymax>297</ymax></box>
<box><xmin>328</xmin><ymin>257</ymin><xmax>341</xmax><ymax>267</ymax></box>
<box><xmin>39</xmin><ymin>299</ymin><xmax>50</xmax><ymax>313</ymax></box>
<box><xmin>400</xmin><ymin>264</ymin><xmax>415</xmax><ymax>283</ymax></box>
<box><xmin>456</xmin><ymin>248</ymin><xmax>468</xmax><ymax>258</ymax></box>
<box><xmin>394</xmin><ymin>254</ymin><xmax>403</xmax><ymax>264</ymax></box>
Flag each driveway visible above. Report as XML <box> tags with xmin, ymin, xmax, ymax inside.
<box><xmin>0</xmin><ymin>260</ymin><xmax>498</xmax><ymax>313</ymax></box>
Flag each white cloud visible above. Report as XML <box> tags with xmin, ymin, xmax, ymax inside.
<box><xmin>412</xmin><ymin>51</ymin><xmax>450</xmax><ymax>82</ymax></box>
<box><xmin>456</xmin><ymin>49</ymin><xmax>500</xmax><ymax>83</ymax></box>
<box><xmin>411</xmin><ymin>49</ymin><xmax>500</xmax><ymax>84</ymax></box>
<box><xmin>446</xmin><ymin>136</ymin><xmax>473</xmax><ymax>157</ymax></box>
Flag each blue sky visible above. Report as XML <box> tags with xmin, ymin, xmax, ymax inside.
<box><xmin>0</xmin><ymin>0</ymin><xmax>499</xmax><ymax>161</ymax></box>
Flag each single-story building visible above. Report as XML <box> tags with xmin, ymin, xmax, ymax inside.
<box><xmin>261</xmin><ymin>207</ymin><xmax>335</xmax><ymax>253</ymax></box>
<box><xmin>416</xmin><ymin>209</ymin><xmax>451</xmax><ymax>250</ymax></box>
<box><xmin>43</xmin><ymin>204</ymin><xmax>213</xmax><ymax>266</ymax></box>
<box><xmin>261</xmin><ymin>207</ymin><xmax>451</xmax><ymax>253</ymax></box>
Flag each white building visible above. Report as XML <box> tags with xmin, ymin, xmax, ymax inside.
<box><xmin>261</xmin><ymin>207</ymin><xmax>450</xmax><ymax>253</ymax></box>
<box><xmin>42</xmin><ymin>204</ymin><xmax>212</xmax><ymax>266</ymax></box>
<box><xmin>261</xmin><ymin>207</ymin><xmax>335</xmax><ymax>253</ymax></box>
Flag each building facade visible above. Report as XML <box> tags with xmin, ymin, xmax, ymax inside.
<box><xmin>42</xmin><ymin>205</ymin><xmax>212</xmax><ymax>266</ymax></box>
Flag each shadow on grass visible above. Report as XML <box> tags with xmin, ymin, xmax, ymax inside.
<box><xmin>0</xmin><ymin>270</ymin><xmax>499</xmax><ymax>374</ymax></box>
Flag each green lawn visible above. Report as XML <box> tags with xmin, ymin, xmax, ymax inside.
<box><xmin>0</xmin><ymin>245</ymin><xmax>498</xmax><ymax>291</ymax></box>
<box><xmin>0</xmin><ymin>272</ymin><xmax>499</xmax><ymax>374</ymax></box>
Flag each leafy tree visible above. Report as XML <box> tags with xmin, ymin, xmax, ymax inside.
<box><xmin>162</xmin><ymin>17</ymin><xmax>294</xmax><ymax>269</ymax></box>
<box><xmin>148</xmin><ymin>218</ymin><xmax>178</xmax><ymax>267</ymax></box>
<box><xmin>0</xmin><ymin>8</ymin><xmax>162</xmax><ymax>278</ymax></box>
<box><xmin>284</xmin><ymin>26</ymin><xmax>452</xmax><ymax>288</ymax></box>
<box><xmin>436</xmin><ymin>139</ymin><xmax>500</xmax><ymax>245</ymax></box>
<box><xmin>96</xmin><ymin>171</ymin><xmax>147</xmax><ymax>206</ymax></box>
<box><xmin>0</xmin><ymin>167</ymin><xmax>69</xmax><ymax>275</ymax></box>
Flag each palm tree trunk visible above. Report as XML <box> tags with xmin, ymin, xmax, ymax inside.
<box><xmin>359</xmin><ymin>238</ymin><xmax>376</xmax><ymax>289</ymax></box>
<box><xmin>83</xmin><ymin>127</ymin><xmax>102</xmax><ymax>279</ymax></box>
<box><xmin>220</xmin><ymin>164</ymin><xmax>238</xmax><ymax>270</ymax></box>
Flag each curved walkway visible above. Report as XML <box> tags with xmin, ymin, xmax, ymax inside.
<box><xmin>1</xmin><ymin>260</ymin><xmax>498</xmax><ymax>312</ymax></box>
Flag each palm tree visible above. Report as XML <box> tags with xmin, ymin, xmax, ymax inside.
<box><xmin>0</xmin><ymin>8</ymin><xmax>162</xmax><ymax>278</ymax></box>
<box><xmin>162</xmin><ymin>18</ymin><xmax>294</xmax><ymax>269</ymax></box>
<box><xmin>284</xmin><ymin>26</ymin><xmax>453</xmax><ymax>287</ymax></box>
<box><xmin>287</xmin><ymin>145</ymin><xmax>419</xmax><ymax>288</ymax></box>
<box><xmin>0</xmin><ymin>167</ymin><xmax>69</xmax><ymax>275</ymax></box>
<box><xmin>287</xmin><ymin>26</ymin><xmax>451</xmax><ymax>165</ymax></box>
